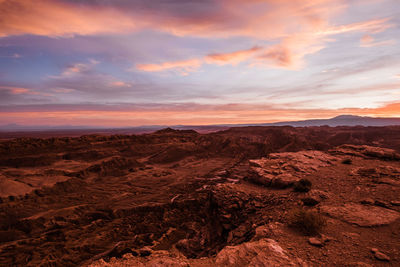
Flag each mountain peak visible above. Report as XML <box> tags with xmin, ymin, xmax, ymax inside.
<box><xmin>332</xmin><ymin>115</ymin><xmax>363</xmax><ymax>120</ymax></box>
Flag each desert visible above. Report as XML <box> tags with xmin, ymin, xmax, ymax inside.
<box><xmin>0</xmin><ymin>126</ymin><xmax>399</xmax><ymax>266</ymax></box>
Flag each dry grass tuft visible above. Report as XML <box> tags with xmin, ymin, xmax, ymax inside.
<box><xmin>287</xmin><ymin>208</ymin><xmax>326</xmax><ymax>235</ymax></box>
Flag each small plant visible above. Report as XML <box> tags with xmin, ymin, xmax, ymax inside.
<box><xmin>341</xmin><ymin>158</ymin><xmax>352</xmax><ymax>164</ymax></box>
<box><xmin>293</xmin><ymin>178</ymin><xmax>312</xmax><ymax>192</ymax></box>
<box><xmin>287</xmin><ymin>208</ymin><xmax>326</xmax><ymax>235</ymax></box>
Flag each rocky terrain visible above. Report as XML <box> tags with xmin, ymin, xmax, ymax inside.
<box><xmin>0</xmin><ymin>126</ymin><xmax>400</xmax><ymax>266</ymax></box>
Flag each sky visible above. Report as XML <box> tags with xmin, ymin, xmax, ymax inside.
<box><xmin>0</xmin><ymin>0</ymin><xmax>400</xmax><ymax>127</ymax></box>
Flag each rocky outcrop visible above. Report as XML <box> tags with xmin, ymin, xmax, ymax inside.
<box><xmin>321</xmin><ymin>203</ymin><xmax>400</xmax><ymax>227</ymax></box>
<box><xmin>215</xmin><ymin>238</ymin><xmax>306</xmax><ymax>266</ymax></box>
<box><xmin>78</xmin><ymin>157</ymin><xmax>142</xmax><ymax>177</ymax></box>
<box><xmin>333</xmin><ymin>145</ymin><xmax>400</xmax><ymax>160</ymax></box>
<box><xmin>0</xmin><ymin>174</ymin><xmax>33</xmax><ymax>197</ymax></box>
<box><xmin>89</xmin><ymin>238</ymin><xmax>307</xmax><ymax>267</ymax></box>
<box><xmin>149</xmin><ymin>146</ymin><xmax>195</xmax><ymax>164</ymax></box>
<box><xmin>248</xmin><ymin>150</ymin><xmax>338</xmax><ymax>188</ymax></box>
<box><xmin>89</xmin><ymin>250</ymin><xmax>198</xmax><ymax>267</ymax></box>
<box><xmin>351</xmin><ymin>165</ymin><xmax>400</xmax><ymax>186</ymax></box>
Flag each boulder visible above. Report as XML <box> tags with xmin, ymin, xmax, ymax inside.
<box><xmin>308</xmin><ymin>237</ymin><xmax>323</xmax><ymax>247</ymax></box>
<box><xmin>371</xmin><ymin>248</ymin><xmax>390</xmax><ymax>261</ymax></box>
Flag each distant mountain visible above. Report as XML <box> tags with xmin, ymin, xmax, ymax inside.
<box><xmin>262</xmin><ymin>115</ymin><xmax>400</xmax><ymax>127</ymax></box>
<box><xmin>1</xmin><ymin>115</ymin><xmax>400</xmax><ymax>134</ymax></box>
<box><xmin>0</xmin><ymin>124</ymin><xmax>108</xmax><ymax>131</ymax></box>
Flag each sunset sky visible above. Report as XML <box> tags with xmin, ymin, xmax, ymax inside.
<box><xmin>1</xmin><ymin>0</ymin><xmax>400</xmax><ymax>127</ymax></box>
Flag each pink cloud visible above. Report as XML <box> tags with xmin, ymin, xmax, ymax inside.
<box><xmin>361</xmin><ymin>34</ymin><xmax>374</xmax><ymax>44</ymax></box>
<box><xmin>110</xmin><ymin>81</ymin><xmax>129</xmax><ymax>87</ymax></box>
<box><xmin>256</xmin><ymin>45</ymin><xmax>293</xmax><ymax>68</ymax></box>
<box><xmin>360</xmin><ymin>34</ymin><xmax>395</xmax><ymax>47</ymax></box>
<box><xmin>205</xmin><ymin>46</ymin><xmax>262</xmax><ymax>65</ymax></box>
<box><xmin>319</xmin><ymin>18</ymin><xmax>393</xmax><ymax>35</ymax></box>
<box><xmin>136</xmin><ymin>59</ymin><xmax>202</xmax><ymax>75</ymax></box>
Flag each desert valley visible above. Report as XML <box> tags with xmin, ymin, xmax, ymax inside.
<box><xmin>0</xmin><ymin>126</ymin><xmax>399</xmax><ymax>266</ymax></box>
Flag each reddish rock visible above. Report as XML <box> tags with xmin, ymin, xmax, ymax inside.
<box><xmin>308</xmin><ymin>237</ymin><xmax>323</xmax><ymax>247</ymax></box>
<box><xmin>371</xmin><ymin>248</ymin><xmax>390</xmax><ymax>261</ymax></box>
<box><xmin>321</xmin><ymin>203</ymin><xmax>400</xmax><ymax>227</ymax></box>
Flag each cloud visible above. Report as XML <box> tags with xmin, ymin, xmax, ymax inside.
<box><xmin>0</xmin><ymin>0</ymin><xmax>138</xmax><ymax>38</ymax></box>
<box><xmin>31</xmin><ymin>60</ymin><xmax>220</xmax><ymax>102</ymax></box>
<box><xmin>0</xmin><ymin>85</ymin><xmax>54</xmax><ymax>105</ymax></box>
<box><xmin>205</xmin><ymin>46</ymin><xmax>261</xmax><ymax>65</ymax></box>
<box><xmin>256</xmin><ymin>45</ymin><xmax>294</xmax><ymax>68</ymax></box>
<box><xmin>111</xmin><ymin>81</ymin><xmax>130</xmax><ymax>87</ymax></box>
<box><xmin>46</xmin><ymin>60</ymin><xmax>138</xmax><ymax>96</ymax></box>
<box><xmin>0</xmin><ymin>53</ymin><xmax>21</xmax><ymax>58</ymax></box>
<box><xmin>319</xmin><ymin>18</ymin><xmax>393</xmax><ymax>35</ymax></box>
<box><xmin>135</xmin><ymin>46</ymin><xmax>262</xmax><ymax>74</ymax></box>
<box><xmin>135</xmin><ymin>15</ymin><xmax>394</xmax><ymax>71</ymax></box>
<box><xmin>1</xmin><ymin>0</ymin><xmax>394</xmax><ymax>71</ymax></box>
<box><xmin>60</xmin><ymin>60</ymin><xmax>99</xmax><ymax>76</ymax></box>
<box><xmin>0</xmin><ymin>85</ymin><xmax>49</xmax><ymax>96</ymax></box>
<box><xmin>249</xmin><ymin>17</ymin><xmax>394</xmax><ymax>69</ymax></box>
<box><xmin>2</xmin><ymin>101</ymin><xmax>400</xmax><ymax>127</ymax></box>
<box><xmin>360</xmin><ymin>34</ymin><xmax>395</xmax><ymax>47</ymax></box>
<box><xmin>0</xmin><ymin>0</ymin><xmax>369</xmax><ymax>40</ymax></box>
<box><xmin>361</xmin><ymin>34</ymin><xmax>374</xmax><ymax>45</ymax></box>
<box><xmin>136</xmin><ymin>59</ymin><xmax>202</xmax><ymax>75</ymax></box>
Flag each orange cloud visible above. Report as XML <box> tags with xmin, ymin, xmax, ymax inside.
<box><xmin>257</xmin><ymin>46</ymin><xmax>293</xmax><ymax>68</ymax></box>
<box><xmin>136</xmin><ymin>59</ymin><xmax>202</xmax><ymax>75</ymax></box>
<box><xmin>10</xmin><ymin>88</ymin><xmax>29</xmax><ymax>94</ymax></box>
<box><xmin>136</xmin><ymin>47</ymin><xmax>264</xmax><ymax>74</ymax></box>
<box><xmin>205</xmin><ymin>46</ymin><xmax>262</xmax><ymax>65</ymax></box>
<box><xmin>0</xmin><ymin>0</ymin><xmax>138</xmax><ymax>38</ymax></box>
<box><xmin>0</xmin><ymin>0</ymin><xmax>355</xmax><ymax>40</ymax></box>
<box><xmin>253</xmin><ymin>32</ymin><xmax>327</xmax><ymax>69</ymax></box>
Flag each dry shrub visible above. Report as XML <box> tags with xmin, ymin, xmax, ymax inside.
<box><xmin>287</xmin><ymin>208</ymin><xmax>326</xmax><ymax>235</ymax></box>
<box><xmin>341</xmin><ymin>158</ymin><xmax>352</xmax><ymax>164</ymax></box>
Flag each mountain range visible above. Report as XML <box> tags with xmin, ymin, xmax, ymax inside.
<box><xmin>1</xmin><ymin>115</ymin><xmax>400</xmax><ymax>133</ymax></box>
